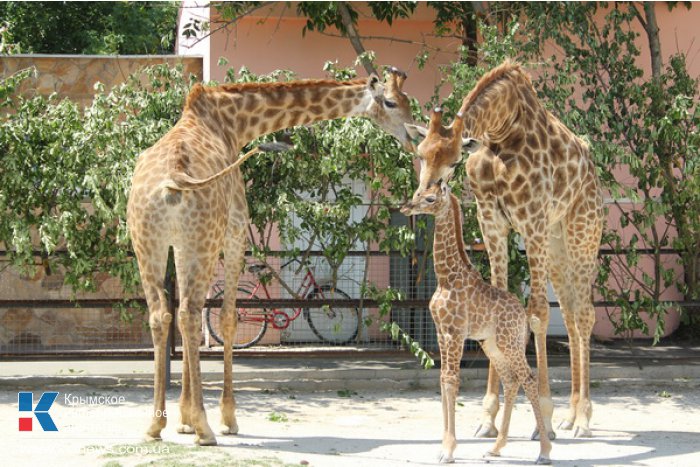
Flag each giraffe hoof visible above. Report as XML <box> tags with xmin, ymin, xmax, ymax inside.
<box><xmin>558</xmin><ymin>419</ymin><xmax>574</xmax><ymax>430</ymax></box>
<box><xmin>176</xmin><ymin>424</ymin><xmax>195</xmax><ymax>434</ymax></box>
<box><xmin>474</xmin><ymin>423</ymin><xmax>498</xmax><ymax>438</ymax></box>
<box><xmin>145</xmin><ymin>423</ymin><xmax>164</xmax><ymax>441</ymax></box>
<box><xmin>194</xmin><ymin>433</ymin><xmax>218</xmax><ymax>446</ymax></box>
<box><xmin>573</xmin><ymin>426</ymin><xmax>592</xmax><ymax>438</ymax></box>
<box><xmin>219</xmin><ymin>422</ymin><xmax>239</xmax><ymax>435</ymax></box>
<box><xmin>438</xmin><ymin>451</ymin><xmax>455</xmax><ymax>463</ymax></box>
<box><xmin>484</xmin><ymin>450</ymin><xmax>501</xmax><ymax>458</ymax></box>
<box><xmin>531</xmin><ymin>428</ymin><xmax>556</xmax><ymax>441</ymax></box>
<box><xmin>535</xmin><ymin>455</ymin><xmax>552</xmax><ymax>465</ymax></box>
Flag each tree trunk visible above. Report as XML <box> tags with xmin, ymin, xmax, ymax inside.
<box><xmin>337</xmin><ymin>2</ymin><xmax>378</xmax><ymax>76</ymax></box>
<box><xmin>642</xmin><ymin>2</ymin><xmax>662</xmax><ymax>79</ymax></box>
<box><xmin>639</xmin><ymin>2</ymin><xmax>700</xmax><ymax>304</ymax></box>
<box><xmin>461</xmin><ymin>7</ymin><xmax>478</xmax><ymax>66</ymax></box>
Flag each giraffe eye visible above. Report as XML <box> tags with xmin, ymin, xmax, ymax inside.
<box><xmin>384</xmin><ymin>98</ymin><xmax>397</xmax><ymax>109</ymax></box>
<box><xmin>425</xmin><ymin>195</ymin><xmax>436</xmax><ymax>204</ymax></box>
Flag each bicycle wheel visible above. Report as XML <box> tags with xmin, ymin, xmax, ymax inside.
<box><xmin>304</xmin><ymin>286</ymin><xmax>359</xmax><ymax>345</ymax></box>
<box><xmin>206</xmin><ymin>288</ymin><xmax>268</xmax><ymax>349</ymax></box>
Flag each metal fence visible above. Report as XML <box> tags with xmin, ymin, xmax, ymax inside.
<box><xmin>0</xmin><ymin>248</ymin><xmax>449</xmax><ymax>358</ymax></box>
<box><xmin>1</xmin><ymin>246</ymin><xmax>698</xmax><ymax>359</ymax></box>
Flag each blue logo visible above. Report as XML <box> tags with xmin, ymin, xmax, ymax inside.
<box><xmin>18</xmin><ymin>392</ymin><xmax>58</xmax><ymax>431</ymax></box>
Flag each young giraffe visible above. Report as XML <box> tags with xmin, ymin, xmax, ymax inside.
<box><xmin>127</xmin><ymin>69</ymin><xmax>414</xmax><ymax>446</ymax></box>
<box><xmin>400</xmin><ymin>136</ymin><xmax>551</xmax><ymax>463</ymax></box>
<box><xmin>405</xmin><ymin>61</ymin><xmax>604</xmax><ymax>440</ymax></box>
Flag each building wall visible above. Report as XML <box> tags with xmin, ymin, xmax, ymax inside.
<box><xmin>178</xmin><ymin>2</ymin><xmax>699</xmax><ymax>340</ymax></box>
<box><xmin>0</xmin><ymin>54</ymin><xmax>203</xmax><ymax>107</ymax></box>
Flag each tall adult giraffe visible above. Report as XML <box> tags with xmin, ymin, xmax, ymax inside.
<box><xmin>127</xmin><ymin>68</ymin><xmax>414</xmax><ymax>446</ymax></box>
<box><xmin>404</xmin><ymin>61</ymin><xmax>603</xmax><ymax>440</ymax></box>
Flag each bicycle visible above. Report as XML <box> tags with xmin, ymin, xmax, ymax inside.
<box><xmin>205</xmin><ymin>258</ymin><xmax>360</xmax><ymax>349</ymax></box>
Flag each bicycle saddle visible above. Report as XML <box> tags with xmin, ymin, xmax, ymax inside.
<box><xmin>247</xmin><ymin>264</ymin><xmax>268</xmax><ymax>274</ymax></box>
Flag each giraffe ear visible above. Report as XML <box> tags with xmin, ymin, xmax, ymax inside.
<box><xmin>368</xmin><ymin>74</ymin><xmax>380</xmax><ymax>90</ymax></box>
<box><xmin>404</xmin><ymin>123</ymin><xmax>428</xmax><ymax>147</ymax></box>
<box><xmin>462</xmin><ymin>137</ymin><xmax>481</xmax><ymax>154</ymax></box>
<box><xmin>367</xmin><ymin>73</ymin><xmax>384</xmax><ymax>100</ymax></box>
<box><xmin>440</xmin><ymin>181</ymin><xmax>450</xmax><ymax>196</ymax></box>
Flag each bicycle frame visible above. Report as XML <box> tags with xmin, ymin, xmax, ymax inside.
<box><xmin>238</xmin><ymin>262</ymin><xmax>324</xmax><ymax>330</ymax></box>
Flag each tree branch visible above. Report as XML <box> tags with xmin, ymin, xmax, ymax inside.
<box><xmin>337</xmin><ymin>2</ymin><xmax>378</xmax><ymax>76</ymax></box>
<box><xmin>180</xmin><ymin>3</ymin><xmax>268</xmax><ymax>49</ymax></box>
<box><xmin>629</xmin><ymin>2</ymin><xmax>647</xmax><ymax>30</ymax></box>
<box><xmin>641</xmin><ymin>2</ymin><xmax>662</xmax><ymax>79</ymax></box>
<box><xmin>317</xmin><ymin>30</ymin><xmax>445</xmax><ymax>53</ymax></box>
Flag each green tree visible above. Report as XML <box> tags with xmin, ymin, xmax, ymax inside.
<box><xmin>0</xmin><ymin>64</ymin><xmax>195</xmax><ymax>293</ymax></box>
<box><xmin>0</xmin><ymin>1</ymin><xmax>177</xmax><ymax>54</ymax></box>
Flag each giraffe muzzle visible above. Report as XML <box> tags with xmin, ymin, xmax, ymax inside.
<box><xmin>400</xmin><ymin>202</ymin><xmax>417</xmax><ymax>216</ymax></box>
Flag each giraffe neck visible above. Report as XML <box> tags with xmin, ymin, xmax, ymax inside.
<box><xmin>458</xmin><ymin>68</ymin><xmax>544</xmax><ymax>142</ymax></box>
<box><xmin>432</xmin><ymin>194</ymin><xmax>478</xmax><ymax>282</ymax></box>
<box><xmin>185</xmin><ymin>79</ymin><xmax>372</xmax><ymax>151</ymax></box>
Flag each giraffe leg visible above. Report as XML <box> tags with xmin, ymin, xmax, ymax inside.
<box><xmin>176</xmin><ymin>338</ymin><xmax>195</xmax><ymax>433</ymax></box>
<box><xmin>475</xmin><ymin>365</ymin><xmax>500</xmax><ymax>438</ymax></box>
<box><xmin>529</xmin><ymin>304</ymin><xmax>555</xmax><ymax>441</ymax></box>
<box><xmin>219</xmin><ymin>226</ymin><xmax>247</xmax><ymax>435</ymax></box>
<box><xmin>548</xmin><ymin>228</ymin><xmax>579</xmax><ymax>431</ymax></box>
<box><xmin>559</xmin><ymin>311</ymin><xmax>580</xmax><ymax>431</ymax></box>
<box><xmin>571</xmin><ymin>267</ymin><xmax>596</xmax><ymax>438</ymax></box>
<box><xmin>174</xmin><ymin>248</ymin><xmax>218</xmax><ymax>446</ymax></box>
<box><xmin>473</xmin><ymin>209</ymin><xmax>509</xmax><ymax>439</ymax></box>
<box><xmin>564</xmin><ymin>194</ymin><xmax>602</xmax><ymax>438</ymax></box>
<box><xmin>523</xmin><ymin>233</ymin><xmax>555</xmax><ymax>441</ymax></box>
<box><xmin>133</xmin><ymin>242</ymin><xmax>171</xmax><ymax>441</ymax></box>
<box><xmin>573</xmin><ymin>304</ymin><xmax>594</xmax><ymax>438</ymax></box>
<box><xmin>146</xmin><ymin>298</ymin><xmax>171</xmax><ymax>441</ymax></box>
<box><xmin>519</xmin><ymin>360</ymin><xmax>552</xmax><ymax>464</ymax></box>
<box><xmin>437</xmin><ymin>332</ymin><xmax>466</xmax><ymax>464</ymax></box>
<box><xmin>487</xmin><ymin>370</ymin><xmax>516</xmax><ymax>458</ymax></box>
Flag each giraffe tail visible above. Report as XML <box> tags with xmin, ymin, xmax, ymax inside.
<box><xmin>159</xmin><ymin>146</ymin><xmax>261</xmax><ymax>192</ymax></box>
<box><xmin>528</xmin><ymin>315</ymin><xmax>543</xmax><ymax>334</ymax></box>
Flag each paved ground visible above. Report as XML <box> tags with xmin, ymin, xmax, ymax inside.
<box><xmin>2</xmin><ymin>354</ymin><xmax>700</xmax><ymax>466</ymax></box>
<box><xmin>2</xmin><ymin>382</ymin><xmax>700</xmax><ymax>466</ymax></box>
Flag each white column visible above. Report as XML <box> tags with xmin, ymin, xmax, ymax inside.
<box><xmin>176</xmin><ymin>0</ymin><xmax>211</xmax><ymax>81</ymax></box>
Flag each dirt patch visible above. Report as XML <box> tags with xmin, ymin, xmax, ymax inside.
<box><xmin>2</xmin><ymin>380</ymin><xmax>699</xmax><ymax>466</ymax></box>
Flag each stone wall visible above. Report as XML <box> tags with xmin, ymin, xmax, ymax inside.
<box><xmin>1</xmin><ymin>54</ymin><xmax>202</xmax><ymax>106</ymax></box>
<box><xmin>0</xmin><ymin>55</ymin><xmax>202</xmax><ymax>353</ymax></box>
<box><xmin>0</xmin><ymin>261</ymin><xmax>149</xmax><ymax>351</ymax></box>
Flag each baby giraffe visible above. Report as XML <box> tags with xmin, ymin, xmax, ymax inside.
<box><xmin>401</xmin><ymin>181</ymin><xmax>551</xmax><ymax>465</ymax></box>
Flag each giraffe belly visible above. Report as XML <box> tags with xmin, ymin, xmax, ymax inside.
<box><xmin>480</xmin><ymin>337</ymin><xmax>504</xmax><ymax>361</ymax></box>
<box><xmin>465</xmin><ymin>321</ymin><xmax>495</xmax><ymax>341</ymax></box>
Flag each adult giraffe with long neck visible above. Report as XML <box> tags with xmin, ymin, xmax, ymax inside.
<box><xmin>405</xmin><ymin>61</ymin><xmax>603</xmax><ymax>440</ymax></box>
<box><xmin>127</xmin><ymin>68</ymin><xmax>414</xmax><ymax>446</ymax></box>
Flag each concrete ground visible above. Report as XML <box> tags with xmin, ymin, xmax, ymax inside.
<box><xmin>2</xmin><ymin>352</ymin><xmax>700</xmax><ymax>466</ymax></box>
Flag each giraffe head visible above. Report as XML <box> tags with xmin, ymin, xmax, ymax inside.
<box><xmin>400</xmin><ymin>178</ymin><xmax>450</xmax><ymax>217</ymax></box>
<box><xmin>403</xmin><ymin>108</ymin><xmax>480</xmax><ymax>195</ymax></box>
<box><xmin>366</xmin><ymin>67</ymin><xmax>415</xmax><ymax>151</ymax></box>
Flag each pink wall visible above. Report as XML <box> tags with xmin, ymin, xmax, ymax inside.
<box><xmin>185</xmin><ymin>2</ymin><xmax>698</xmax><ymax>340</ymax></box>
<box><xmin>205</xmin><ymin>3</ymin><xmax>699</xmax><ymax>104</ymax></box>
<box><xmin>208</xmin><ymin>3</ymin><xmax>458</xmax><ymax>103</ymax></box>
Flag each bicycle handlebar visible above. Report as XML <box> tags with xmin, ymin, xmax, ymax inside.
<box><xmin>247</xmin><ymin>257</ymin><xmax>309</xmax><ymax>274</ymax></box>
<box><xmin>281</xmin><ymin>257</ymin><xmax>303</xmax><ymax>270</ymax></box>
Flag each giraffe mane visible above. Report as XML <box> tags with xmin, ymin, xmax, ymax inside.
<box><xmin>448</xmin><ymin>193</ymin><xmax>471</xmax><ymax>267</ymax></box>
<box><xmin>185</xmin><ymin>77</ymin><xmax>369</xmax><ymax>110</ymax></box>
<box><xmin>458</xmin><ymin>59</ymin><xmax>531</xmax><ymax>116</ymax></box>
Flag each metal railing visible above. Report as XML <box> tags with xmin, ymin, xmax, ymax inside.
<box><xmin>1</xmin><ymin>247</ymin><xmax>697</xmax><ymax>359</ymax></box>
